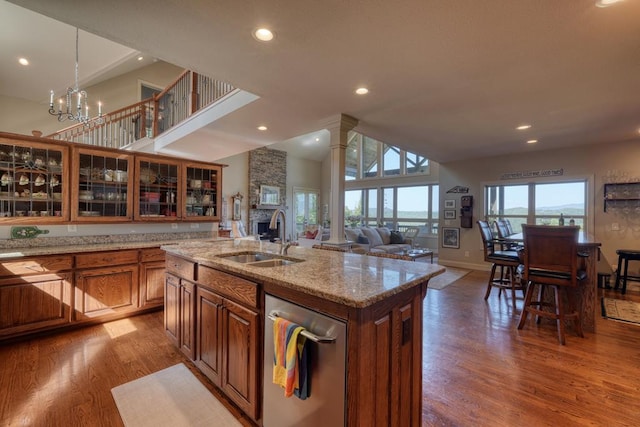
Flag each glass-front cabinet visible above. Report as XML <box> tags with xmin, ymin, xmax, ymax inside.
<box><xmin>183</xmin><ymin>162</ymin><xmax>221</xmax><ymax>220</ymax></box>
<box><xmin>134</xmin><ymin>155</ymin><xmax>181</xmax><ymax>221</ymax></box>
<box><xmin>71</xmin><ymin>147</ymin><xmax>133</xmax><ymax>222</ymax></box>
<box><xmin>0</xmin><ymin>137</ymin><xmax>69</xmax><ymax>222</ymax></box>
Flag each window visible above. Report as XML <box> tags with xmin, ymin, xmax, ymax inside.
<box><xmin>383</xmin><ymin>144</ymin><xmax>400</xmax><ymax>176</ymax></box>
<box><xmin>348</xmin><ymin>185</ymin><xmax>439</xmax><ymax>234</ymax></box>
<box><xmin>485</xmin><ymin>180</ymin><xmax>588</xmax><ymax>232</ymax></box>
<box><xmin>293</xmin><ymin>187</ymin><xmax>319</xmax><ymax>237</ymax></box>
<box><xmin>344</xmin><ymin>132</ymin><xmax>430</xmax><ymax>180</ymax></box>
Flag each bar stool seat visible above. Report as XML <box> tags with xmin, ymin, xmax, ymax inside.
<box><xmin>614</xmin><ymin>249</ymin><xmax>640</xmax><ymax>294</ymax></box>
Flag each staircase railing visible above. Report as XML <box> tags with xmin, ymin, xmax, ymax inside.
<box><xmin>47</xmin><ymin>70</ymin><xmax>235</xmax><ymax>149</ymax></box>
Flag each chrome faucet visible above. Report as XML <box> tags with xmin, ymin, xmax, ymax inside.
<box><xmin>269</xmin><ymin>208</ymin><xmax>289</xmax><ymax>254</ymax></box>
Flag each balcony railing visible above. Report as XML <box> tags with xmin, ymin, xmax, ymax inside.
<box><xmin>47</xmin><ymin>70</ymin><xmax>235</xmax><ymax>149</ymax></box>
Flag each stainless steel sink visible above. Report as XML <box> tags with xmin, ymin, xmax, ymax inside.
<box><xmin>217</xmin><ymin>251</ymin><xmax>303</xmax><ymax>267</ymax></box>
<box><xmin>250</xmin><ymin>259</ymin><xmax>300</xmax><ymax>267</ymax></box>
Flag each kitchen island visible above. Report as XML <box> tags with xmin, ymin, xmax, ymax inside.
<box><xmin>162</xmin><ymin>239</ymin><xmax>444</xmax><ymax>427</ymax></box>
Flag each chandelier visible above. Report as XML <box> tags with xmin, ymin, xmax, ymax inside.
<box><xmin>48</xmin><ymin>28</ymin><xmax>103</xmax><ymax>126</ymax></box>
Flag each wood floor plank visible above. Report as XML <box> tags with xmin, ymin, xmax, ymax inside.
<box><xmin>1</xmin><ymin>269</ymin><xmax>639</xmax><ymax>426</ymax></box>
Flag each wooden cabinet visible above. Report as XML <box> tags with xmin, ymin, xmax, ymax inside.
<box><xmin>74</xmin><ymin>264</ymin><xmax>139</xmax><ymax>320</ymax></box>
<box><xmin>134</xmin><ymin>155</ymin><xmax>181</xmax><ymax>221</ymax></box>
<box><xmin>0</xmin><ymin>132</ymin><xmax>225</xmax><ymax>224</ymax></box>
<box><xmin>139</xmin><ymin>248</ymin><xmax>166</xmax><ymax>308</ymax></box>
<box><xmin>165</xmin><ymin>274</ymin><xmax>196</xmax><ymax>360</ymax></box>
<box><xmin>195</xmin><ymin>286</ymin><xmax>259</xmax><ymax>420</ymax></box>
<box><xmin>169</xmin><ymin>263</ymin><xmax>260</xmax><ymax>421</ymax></box>
<box><xmin>0</xmin><ymin>247</ymin><xmax>166</xmax><ymax>342</ymax></box>
<box><xmin>183</xmin><ymin>162</ymin><xmax>222</xmax><ymax>220</ymax></box>
<box><xmin>221</xmin><ymin>297</ymin><xmax>259</xmax><ymax>420</ymax></box>
<box><xmin>0</xmin><ymin>135</ymin><xmax>69</xmax><ymax>222</ymax></box>
<box><xmin>71</xmin><ymin>146</ymin><xmax>133</xmax><ymax>222</ymax></box>
<box><xmin>0</xmin><ymin>272</ymin><xmax>73</xmax><ymax>338</ymax></box>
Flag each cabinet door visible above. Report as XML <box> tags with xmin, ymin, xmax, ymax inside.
<box><xmin>74</xmin><ymin>265</ymin><xmax>139</xmax><ymax>320</ymax></box>
<box><xmin>179</xmin><ymin>280</ymin><xmax>196</xmax><ymax>360</ymax></box>
<box><xmin>164</xmin><ymin>273</ymin><xmax>180</xmax><ymax>346</ymax></box>
<box><xmin>140</xmin><ymin>260</ymin><xmax>166</xmax><ymax>308</ymax></box>
<box><xmin>195</xmin><ymin>286</ymin><xmax>224</xmax><ymax>386</ymax></box>
<box><xmin>0</xmin><ymin>137</ymin><xmax>69</xmax><ymax>222</ymax></box>
<box><xmin>222</xmin><ymin>298</ymin><xmax>259</xmax><ymax>420</ymax></box>
<box><xmin>71</xmin><ymin>147</ymin><xmax>133</xmax><ymax>222</ymax></box>
<box><xmin>182</xmin><ymin>162</ymin><xmax>222</xmax><ymax>220</ymax></box>
<box><xmin>0</xmin><ymin>272</ymin><xmax>72</xmax><ymax>338</ymax></box>
<box><xmin>134</xmin><ymin>156</ymin><xmax>181</xmax><ymax>221</ymax></box>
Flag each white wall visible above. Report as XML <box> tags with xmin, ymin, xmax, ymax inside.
<box><xmin>438</xmin><ymin>139</ymin><xmax>640</xmax><ymax>272</ymax></box>
<box><xmin>0</xmin><ymin>61</ymin><xmax>183</xmax><ymax>136</ymax></box>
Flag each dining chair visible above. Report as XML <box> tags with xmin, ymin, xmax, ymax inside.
<box><xmin>517</xmin><ymin>224</ymin><xmax>586</xmax><ymax>345</ymax></box>
<box><xmin>477</xmin><ymin>220</ymin><xmax>524</xmax><ymax>308</ymax></box>
<box><xmin>495</xmin><ymin>219</ymin><xmax>522</xmax><ymax>251</ymax></box>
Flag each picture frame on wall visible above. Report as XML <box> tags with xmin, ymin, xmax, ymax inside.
<box><xmin>444</xmin><ymin>199</ymin><xmax>456</xmax><ymax>209</ymax></box>
<box><xmin>444</xmin><ymin>210</ymin><xmax>456</xmax><ymax>219</ymax></box>
<box><xmin>442</xmin><ymin>227</ymin><xmax>460</xmax><ymax>248</ymax></box>
<box><xmin>260</xmin><ymin>185</ymin><xmax>280</xmax><ymax>205</ymax></box>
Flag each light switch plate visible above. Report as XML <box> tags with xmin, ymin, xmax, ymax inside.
<box><xmin>67</xmin><ymin>224</ymin><xmax>77</xmax><ymax>232</ymax></box>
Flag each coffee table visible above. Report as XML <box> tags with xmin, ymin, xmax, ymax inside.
<box><xmin>402</xmin><ymin>248</ymin><xmax>434</xmax><ymax>263</ymax></box>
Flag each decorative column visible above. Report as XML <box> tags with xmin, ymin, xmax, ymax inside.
<box><xmin>324</xmin><ymin>114</ymin><xmax>359</xmax><ymax>243</ymax></box>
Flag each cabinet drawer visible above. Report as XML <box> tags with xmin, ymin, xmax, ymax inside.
<box><xmin>166</xmin><ymin>254</ymin><xmax>196</xmax><ymax>281</ymax></box>
<box><xmin>140</xmin><ymin>247</ymin><xmax>166</xmax><ymax>263</ymax></box>
<box><xmin>0</xmin><ymin>255</ymin><xmax>74</xmax><ymax>277</ymax></box>
<box><xmin>75</xmin><ymin>250</ymin><xmax>139</xmax><ymax>269</ymax></box>
<box><xmin>198</xmin><ymin>266</ymin><xmax>257</xmax><ymax>308</ymax></box>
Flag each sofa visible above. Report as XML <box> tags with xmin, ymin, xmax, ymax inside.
<box><xmin>345</xmin><ymin>226</ymin><xmax>413</xmax><ymax>254</ymax></box>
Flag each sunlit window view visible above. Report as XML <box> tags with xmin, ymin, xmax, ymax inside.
<box><xmin>344</xmin><ymin>132</ymin><xmax>437</xmax><ymax>235</ymax></box>
<box><xmin>485</xmin><ymin>180</ymin><xmax>587</xmax><ymax>232</ymax></box>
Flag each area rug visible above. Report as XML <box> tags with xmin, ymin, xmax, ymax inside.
<box><xmin>111</xmin><ymin>363</ymin><xmax>241</xmax><ymax>427</ymax></box>
<box><xmin>601</xmin><ymin>298</ymin><xmax>640</xmax><ymax>325</ymax></box>
<box><xmin>428</xmin><ymin>267</ymin><xmax>471</xmax><ymax>290</ymax></box>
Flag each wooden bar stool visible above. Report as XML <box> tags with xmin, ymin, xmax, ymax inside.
<box><xmin>477</xmin><ymin>220</ymin><xmax>524</xmax><ymax>309</ymax></box>
<box><xmin>517</xmin><ymin>225</ymin><xmax>586</xmax><ymax>345</ymax></box>
<box><xmin>614</xmin><ymin>249</ymin><xmax>640</xmax><ymax>294</ymax></box>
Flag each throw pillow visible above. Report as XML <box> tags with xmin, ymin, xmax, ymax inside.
<box><xmin>390</xmin><ymin>230</ymin><xmax>405</xmax><ymax>244</ymax></box>
<box><xmin>376</xmin><ymin>227</ymin><xmax>391</xmax><ymax>245</ymax></box>
<box><xmin>345</xmin><ymin>228</ymin><xmax>363</xmax><ymax>242</ymax></box>
<box><xmin>361</xmin><ymin>227</ymin><xmax>384</xmax><ymax>248</ymax></box>
<box><xmin>357</xmin><ymin>235</ymin><xmax>369</xmax><ymax>244</ymax></box>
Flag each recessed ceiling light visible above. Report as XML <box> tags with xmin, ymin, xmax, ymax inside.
<box><xmin>355</xmin><ymin>87</ymin><xmax>369</xmax><ymax>95</ymax></box>
<box><xmin>596</xmin><ymin>0</ymin><xmax>623</xmax><ymax>7</ymax></box>
<box><xmin>18</xmin><ymin>57</ymin><xmax>29</xmax><ymax>66</ymax></box>
<box><xmin>137</xmin><ymin>56</ymin><xmax>144</xmax><ymax>61</ymax></box>
<box><xmin>253</xmin><ymin>28</ymin><xmax>274</xmax><ymax>42</ymax></box>
<box><xmin>526</xmin><ymin>139</ymin><xmax>538</xmax><ymax>144</ymax></box>
<box><xmin>516</xmin><ymin>124</ymin><xmax>531</xmax><ymax>130</ymax></box>
<box><xmin>315</xmin><ymin>137</ymin><xmax>320</xmax><ymax>142</ymax></box>
<box><xmin>257</xmin><ymin>125</ymin><xmax>268</xmax><ymax>131</ymax></box>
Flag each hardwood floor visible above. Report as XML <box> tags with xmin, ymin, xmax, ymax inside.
<box><xmin>1</xmin><ymin>270</ymin><xmax>638</xmax><ymax>426</ymax></box>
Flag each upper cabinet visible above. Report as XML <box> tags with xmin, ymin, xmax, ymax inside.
<box><xmin>0</xmin><ymin>132</ymin><xmax>224</xmax><ymax>224</ymax></box>
<box><xmin>134</xmin><ymin>155</ymin><xmax>181</xmax><ymax>221</ymax></box>
<box><xmin>71</xmin><ymin>147</ymin><xmax>134</xmax><ymax>222</ymax></box>
<box><xmin>183</xmin><ymin>162</ymin><xmax>222</xmax><ymax>221</ymax></box>
<box><xmin>0</xmin><ymin>136</ymin><xmax>69</xmax><ymax>222</ymax></box>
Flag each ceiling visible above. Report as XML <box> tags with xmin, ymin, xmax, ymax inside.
<box><xmin>3</xmin><ymin>0</ymin><xmax>640</xmax><ymax>164</ymax></box>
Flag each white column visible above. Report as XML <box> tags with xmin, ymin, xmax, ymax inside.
<box><xmin>324</xmin><ymin>114</ymin><xmax>358</xmax><ymax>243</ymax></box>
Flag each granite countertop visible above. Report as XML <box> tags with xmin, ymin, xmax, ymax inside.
<box><xmin>162</xmin><ymin>240</ymin><xmax>445</xmax><ymax>308</ymax></box>
<box><xmin>0</xmin><ymin>232</ymin><xmax>224</xmax><ymax>259</ymax></box>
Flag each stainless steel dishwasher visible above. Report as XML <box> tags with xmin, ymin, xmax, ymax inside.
<box><xmin>263</xmin><ymin>294</ymin><xmax>347</xmax><ymax>427</ymax></box>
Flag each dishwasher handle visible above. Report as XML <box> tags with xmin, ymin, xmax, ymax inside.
<box><xmin>268</xmin><ymin>311</ymin><xmax>337</xmax><ymax>344</ymax></box>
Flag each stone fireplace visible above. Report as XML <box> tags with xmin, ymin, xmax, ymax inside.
<box><xmin>248</xmin><ymin>147</ymin><xmax>287</xmax><ymax>237</ymax></box>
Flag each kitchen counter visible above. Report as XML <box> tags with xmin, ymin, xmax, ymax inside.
<box><xmin>162</xmin><ymin>239</ymin><xmax>444</xmax><ymax>308</ymax></box>
<box><xmin>0</xmin><ymin>232</ymin><xmax>226</xmax><ymax>260</ymax></box>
